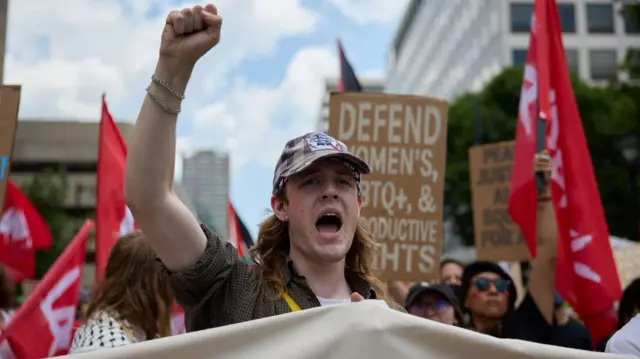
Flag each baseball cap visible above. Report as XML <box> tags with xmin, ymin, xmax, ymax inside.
<box><xmin>272</xmin><ymin>132</ymin><xmax>371</xmax><ymax>195</ymax></box>
<box><xmin>405</xmin><ymin>282</ymin><xmax>460</xmax><ymax>309</ymax></box>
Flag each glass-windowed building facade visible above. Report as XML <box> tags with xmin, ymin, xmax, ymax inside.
<box><xmin>385</xmin><ymin>0</ymin><xmax>640</xmax><ymax>101</ymax></box>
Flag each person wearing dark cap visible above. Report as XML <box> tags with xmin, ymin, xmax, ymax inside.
<box><xmin>458</xmin><ymin>152</ymin><xmax>559</xmax><ymax>344</ymax></box>
<box><xmin>405</xmin><ymin>282</ymin><xmax>465</xmax><ymax>327</ymax></box>
<box><xmin>387</xmin><ymin>258</ymin><xmax>465</xmax><ymax>306</ymax></box>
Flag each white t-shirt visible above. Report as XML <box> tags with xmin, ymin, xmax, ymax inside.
<box><xmin>317</xmin><ymin>297</ymin><xmax>351</xmax><ymax>306</ymax></box>
<box><xmin>317</xmin><ymin>297</ymin><xmax>392</xmax><ymax>312</ymax></box>
<box><xmin>606</xmin><ymin>314</ymin><xmax>640</xmax><ymax>356</ymax></box>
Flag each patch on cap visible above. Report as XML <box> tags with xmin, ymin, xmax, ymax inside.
<box><xmin>303</xmin><ymin>132</ymin><xmax>344</xmax><ymax>152</ymax></box>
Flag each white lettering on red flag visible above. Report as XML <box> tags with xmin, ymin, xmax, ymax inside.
<box><xmin>0</xmin><ymin>207</ymin><xmax>32</xmax><ymax>248</ymax></box>
<box><xmin>518</xmin><ymin>65</ymin><xmax>537</xmax><ymax>137</ymax></box>
<box><xmin>119</xmin><ymin>205</ymin><xmax>136</xmax><ymax>236</ymax></box>
<box><xmin>40</xmin><ymin>266</ymin><xmax>81</xmax><ymax>357</ymax></box>
<box><xmin>0</xmin><ymin>220</ymin><xmax>92</xmax><ymax>358</ymax></box>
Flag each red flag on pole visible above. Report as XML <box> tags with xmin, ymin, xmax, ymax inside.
<box><xmin>0</xmin><ymin>180</ymin><xmax>52</xmax><ymax>282</ymax></box>
<box><xmin>508</xmin><ymin>0</ymin><xmax>621</xmax><ymax>344</ymax></box>
<box><xmin>0</xmin><ymin>220</ymin><xmax>94</xmax><ymax>358</ymax></box>
<box><xmin>337</xmin><ymin>39</ymin><xmax>362</xmax><ymax>93</ymax></box>
<box><xmin>170</xmin><ymin>303</ymin><xmax>185</xmax><ymax>335</ymax></box>
<box><xmin>227</xmin><ymin>199</ymin><xmax>246</xmax><ymax>258</ymax></box>
<box><xmin>95</xmin><ymin>95</ymin><xmax>136</xmax><ymax>282</ymax></box>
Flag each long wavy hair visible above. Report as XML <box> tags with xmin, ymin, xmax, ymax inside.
<box><xmin>0</xmin><ymin>265</ymin><xmax>17</xmax><ymax>311</ymax></box>
<box><xmin>249</xmin><ymin>193</ymin><xmax>388</xmax><ymax>301</ymax></box>
<box><xmin>86</xmin><ymin>231</ymin><xmax>174</xmax><ymax>339</ymax></box>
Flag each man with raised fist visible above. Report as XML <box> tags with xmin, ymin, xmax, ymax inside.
<box><xmin>125</xmin><ymin>4</ymin><xmax>400</xmax><ymax>332</ymax></box>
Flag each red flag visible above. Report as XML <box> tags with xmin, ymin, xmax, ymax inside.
<box><xmin>0</xmin><ymin>180</ymin><xmax>52</xmax><ymax>281</ymax></box>
<box><xmin>0</xmin><ymin>220</ymin><xmax>93</xmax><ymax>358</ymax></box>
<box><xmin>508</xmin><ymin>13</ymin><xmax>541</xmax><ymax>258</ymax></box>
<box><xmin>336</xmin><ymin>39</ymin><xmax>362</xmax><ymax>93</ymax></box>
<box><xmin>95</xmin><ymin>95</ymin><xmax>136</xmax><ymax>282</ymax></box>
<box><xmin>227</xmin><ymin>200</ymin><xmax>246</xmax><ymax>258</ymax></box>
<box><xmin>170</xmin><ymin>303</ymin><xmax>185</xmax><ymax>335</ymax></box>
<box><xmin>508</xmin><ymin>0</ymin><xmax>621</xmax><ymax>344</ymax></box>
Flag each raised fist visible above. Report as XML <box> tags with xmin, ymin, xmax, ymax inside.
<box><xmin>160</xmin><ymin>4</ymin><xmax>222</xmax><ymax>66</ymax></box>
<box><xmin>533</xmin><ymin>150</ymin><xmax>552</xmax><ymax>180</ymax></box>
<box><xmin>534</xmin><ymin>150</ymin><xmax>552</xmax><ymax>199</ymax></box>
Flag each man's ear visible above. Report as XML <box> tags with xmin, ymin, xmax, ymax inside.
<box><xmin>271</xmin><ymin>195</ymin><xmax>288</xmax><ymax>222</ymax></box>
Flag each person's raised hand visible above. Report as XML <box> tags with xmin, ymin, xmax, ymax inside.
<box><xmin>533</xmin><ymin>150</ymin><xmax>552</xmax><ymax>198</ymax></box>
<box><xmin>351</xmin><ymin>293</ymin><xmax>365</xmax><ymax>302</ymax></box>
<box><xmin>160</xmin><ymin>4</ymin><xmax>222</xmax><ymax>68</ymax></box>
<box><xmin>534</xmin><ymin>150</ymin><xmax>557</xmax><ymax>242</ymax></box>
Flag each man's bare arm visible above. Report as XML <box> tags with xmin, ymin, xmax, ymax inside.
<box><xmin>125</xmin><ymin>59</ymin><xmax>207</xmax><ymax>272</ymax></box>
<box><xmin>125</xmin><ymin>5</ymin><xmax>222</xmax><ymax>271</ymax></box>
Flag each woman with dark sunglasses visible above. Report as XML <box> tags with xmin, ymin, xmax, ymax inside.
<box><xmin>458</xmin><ymin>152</ymin><xmax>559</xmax><ymax>344</ymax></box>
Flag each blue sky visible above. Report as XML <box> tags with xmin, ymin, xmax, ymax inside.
<box><xmin>7</xmin><ymin>0</ymin><xmax>408</xmax><ymax>239</ymax></box>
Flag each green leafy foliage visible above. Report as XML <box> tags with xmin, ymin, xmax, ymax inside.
<box><xmin>19</xmin><ymin>168</ymin><xmax>77</xmax><ymax>278</ymax></box>
<box><xmin>446</xmin><ymin>66</ymin><xmax>640</xmax><ymax>246</ymax></box>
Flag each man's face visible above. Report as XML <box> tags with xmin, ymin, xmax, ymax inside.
<box><xmin>272</xmin><ymin>159</ymin><xmax>361</xmax><ymax>263</ymax></box>
<box><xmin>464</xmin><ymin>271</ymin><xmax>510</xmax><ymax>319</ymax></box>
<box><xmin>441</xmin><ymin>262</ymin><xmax>463</xmax><ymax>285</ymax></box>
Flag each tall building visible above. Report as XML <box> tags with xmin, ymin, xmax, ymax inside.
<box><xmin>182</xmin><ymin>150</ymin><xmax>230</xmax><ymax>237</ymax></box>
<box><xmin>0</xmin><ymin>0</ymin><xmax>8</xmax><ymax>84</ymax></box>
<box><xmin>385</xmin><ymin>0</ymin><xmax>640</xmax><ymax>101</ymax></box>
<box><xmin>316</xmin><ymin>77</ymin><xmax>385</xmax><ymax>133</ymax></box>
<box><xmin>10</xmin><ymin>120</ymin><xmax>199</xmax><ymax>288</ymax></box>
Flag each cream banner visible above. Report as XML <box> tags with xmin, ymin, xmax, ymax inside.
<box><xmin>64</xmin><ymin>301</ymin><xmax>631</xmax><ymax>359</ymax></box>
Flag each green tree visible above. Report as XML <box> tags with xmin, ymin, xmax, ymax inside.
<box><xmin>446</xmin><ymin>66</ymin><xmax>640</xmax><ymax>246</ymax></box>
<box><xmin>19</xmin><ymin>168</ymin><xmax>77</xmax><ymax>278</ymax></box>
<box><xmin>620</xmin><ymin>4</ymin><xmax>640</xmax><ymax>78</ymax></box>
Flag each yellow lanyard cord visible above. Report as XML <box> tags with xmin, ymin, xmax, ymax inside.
<box><xmin>282</xmin><ymin>292</ymin><xmax>301</xmax><ymax>312</ymax></box>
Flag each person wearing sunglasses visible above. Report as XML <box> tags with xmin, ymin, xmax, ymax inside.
<box><xmin>404</xmin><ymin>283</ymin><xmax>465</xmax><ymax>327</ymax></box>
<box><xmin>458</xmin><ymin>152</ymin><xmax>559</xmax><ymax>344</ymax></box>
<box><xmin>459</xmin><ymin>262</ymin><xmax>518</xmax><ymax>336</ymax></box>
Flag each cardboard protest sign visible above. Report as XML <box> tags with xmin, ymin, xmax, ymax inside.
<box><xmin>468</xmin><ymin>141</ymin><xmax>531</xmax><ymax>262</ymax></box>
<box><xmin>328</xmin><ymin>93</ymin><xmax>448</xmax><ymax>282</ymax></box>
<box><xmin>0</xmin><ymin>86</ymin><xmax>21</xmax><ymax>208</ymax></box>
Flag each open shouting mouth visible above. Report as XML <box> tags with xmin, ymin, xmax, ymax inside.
<box><xmin>315</xmin><ymin>211</ymin><xmax>343</xmax><ymax>234</ymax></box>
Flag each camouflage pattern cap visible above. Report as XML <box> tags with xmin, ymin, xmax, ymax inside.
<box><xmin>272</xmin><ymin>132</ymin><xmax>371</xmax><ymax>195</ymax></box>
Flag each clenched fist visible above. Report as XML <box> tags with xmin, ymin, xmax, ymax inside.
<box><xmin>533</xmin><ymin>150</ymin><xmax>552</xmax><ymax>198</ymax></box>
<box><xmin>160</xmin><ymin>4</ymin><xmax>222</xmax><ymax>67</ymax></box>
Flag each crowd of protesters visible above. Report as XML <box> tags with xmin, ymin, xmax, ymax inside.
<box><xmin>1</xmin><ymin>3</ymin><xmax>640</xmax><ymax>358</ymax></box>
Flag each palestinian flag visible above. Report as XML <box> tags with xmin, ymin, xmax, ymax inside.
<box><xmin>227</xmin><ymin>200</ymin><xmax>254</xmax><ymax>263</ymax></box>
<box><xmin>337</xmin><ymin>39</ymin><xmax>362</xmax><ymax>92</ymax></box>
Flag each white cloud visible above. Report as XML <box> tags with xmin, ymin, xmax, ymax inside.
<box><xmin>6</xmin><ymin>0</ymin><xmax>318</xmax><ymax>119</ymax></box>
<box><xmin>326</xmin><ymin>0</ymin><xmax>410</xmax><ymax>25</ymax></box>
<box><xmin>190</xmin><ymin>46</ymin><xmax>337</xmax><ymax>172</ymax></box>
<box><xmin>7</xmin><ymin>0</ymin><xmax>324</xmax><ymax>185</ymax></box>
